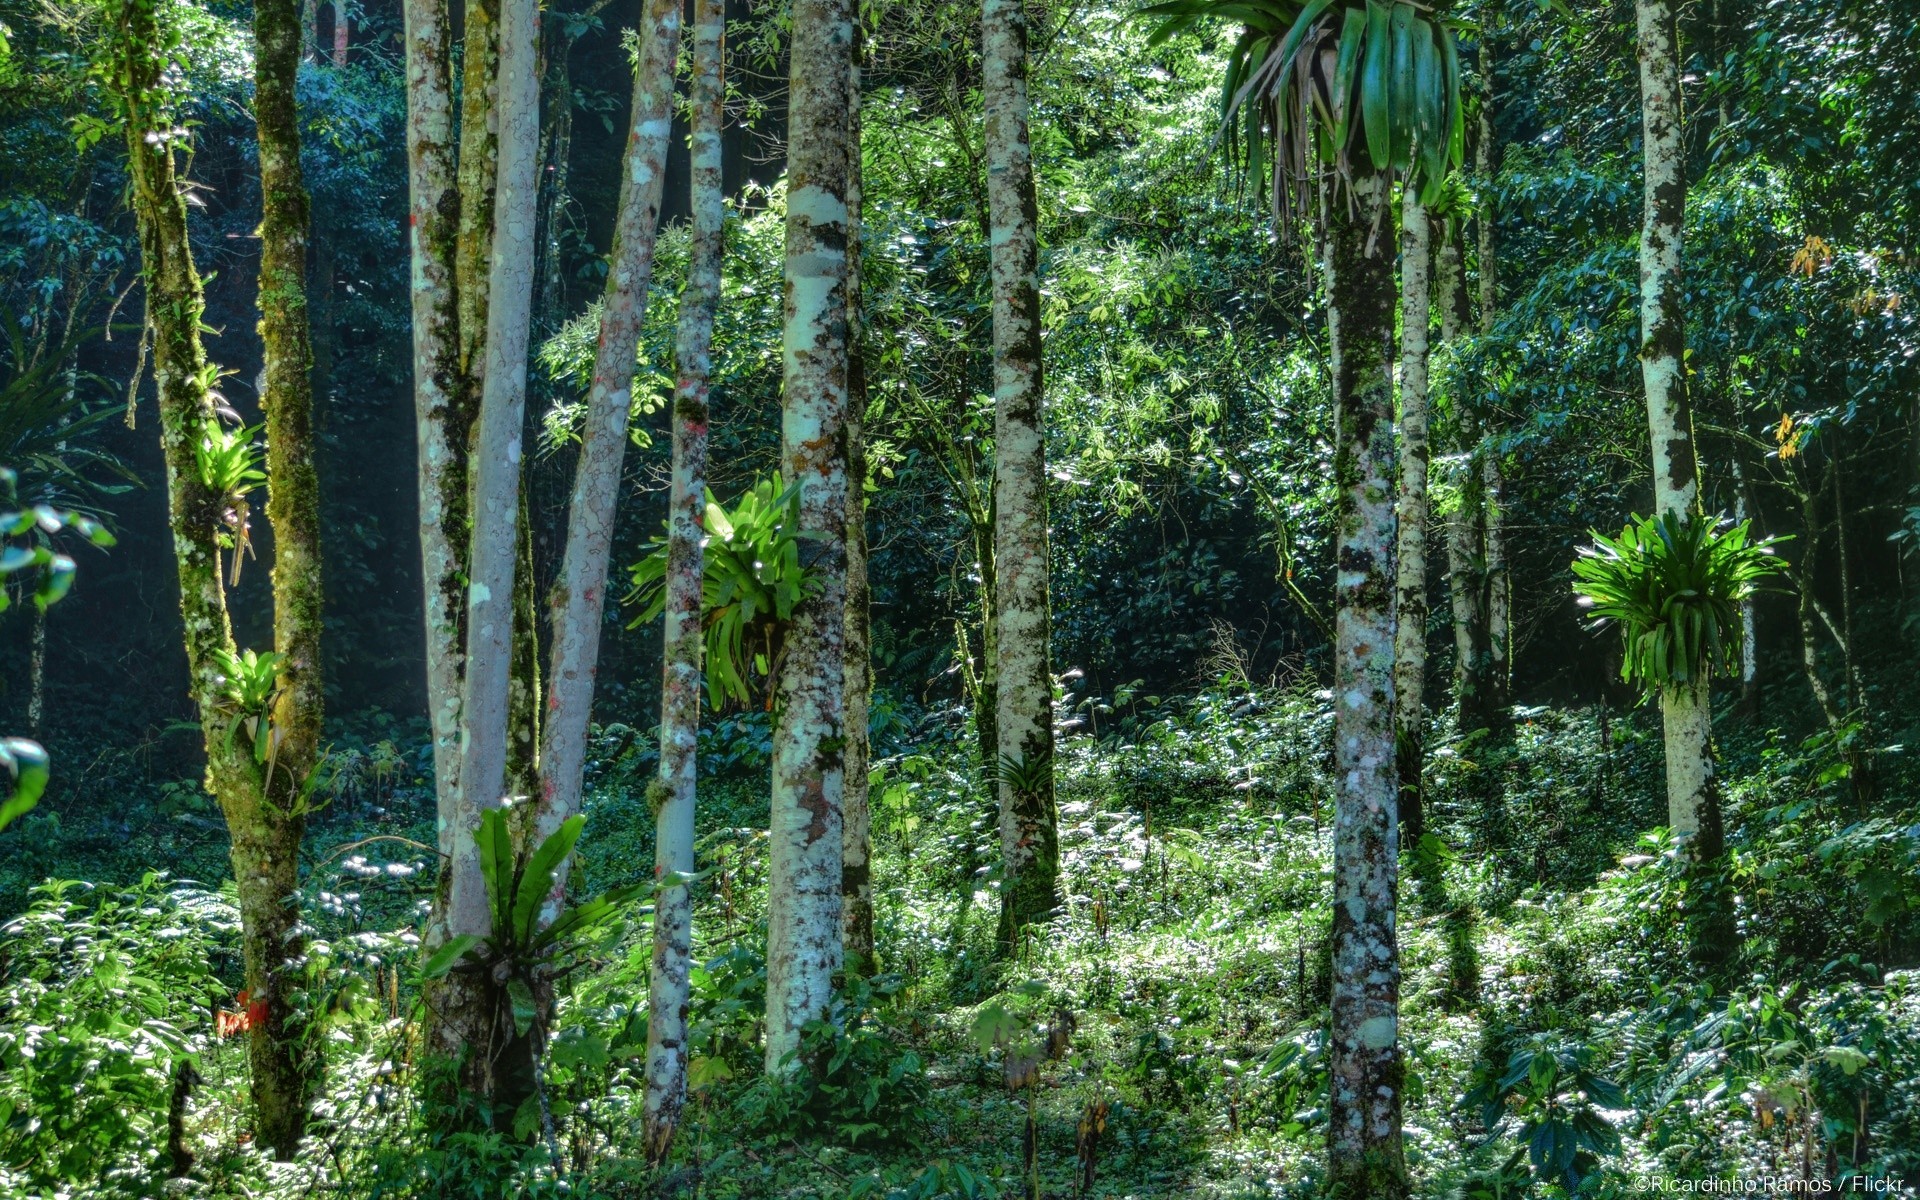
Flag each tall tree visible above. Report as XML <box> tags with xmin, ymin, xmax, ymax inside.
<box><xmin>533</xmin><ymin>0</ymin><xmax>682</xmax><ymax>861</ymax></box>
<box><xmin>984</xmin><ymin>0</ymin><xmax>1059</xmax><ymax>951</ymax></box>
<box><xmin>1438</xmin><ymin>216</ymin><xmax>1494</xmax><ymax>734</ymax></box>
<box><xmin>106</xmin><ymin>0</ymin><xmax>324</xmax><ymax>1156</ymax></box>
<box><xmin>841</xmin><ymin>26</ymin><xmax>876</xmax><ymax>972</ymax></box>
<box><xmin>642</xmin><ymin>0</ymin><xmax>721</xmax><ymax>1160</ymax></box>
<box><xmin>1474</xmin><ymin>30</ymin><xmax>1510</xmax><ymax>721</ymax></box>
<box><xmin>1635</xmin><ymin>0</ymin><xmax>1718</xmax><ymax>855</ymax></box>
<box><xmin>1144</xmin><ymin>2</ymin><xmax>1462</xmax><ymax>1191</ymax></box>
<box><xmin>433</xmin><ymin>0</ymin><xmax>542</xmax><ymax>1101</ymax></box>
<box><xmin>763</xmin><ymin>0</ymin><xmax>853</xmax><ymax>1074</ymax></box>
<box><xmin>1393</xmin><ymin>189</ymin><xmax>1433</xmax><ymax>843</ymax></box>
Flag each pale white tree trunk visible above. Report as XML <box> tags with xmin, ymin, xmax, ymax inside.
<box><xmin>534</xmin><ymin>0</ymin><xmax>683</xmax><ymax>859</ymax></box>
<box><xmin>450</xmin><ymin>0</ymin><xmax>540</xmax><ymax>941</ymax></box>
<box><xmin>1733</xmin><ymin>455</ymin><xmax>1758</xmax><ymax>707</ymax></box>
<box><xmin>401</xmin><ymin>0</ymin><xmax>465</xmax><ymax>833</ymax></box>
<box><xmin>763</xmin><ymin>0</ymin><xmax>853</xmax><ymax>1075</ymax></box>
<box><xmin>841</xmin><ymin>36</ymin><xmax>876</xmax><ymax>971</ymax></box>
<box><xmin>1392</xmin><ymin>190</ymin><xmax>1432</xmax><ymax>843</ymax></box>
<box><xmin>1475</xmin><ymin>46</ymin><xmax>1510</xmax><ymax>720</ymax></box>
<box><xmin>984</xmin><ymin>0</ymin><xmax>1057</xmax><ymax>951</ymax></box>
<box><xmin>642</xmin><ymin>0</ymin><xmax>721</xmax><ymax>1162</ymax></box>
<box><xmin>1636</xmin><ymin>0</ymin><xmax>1713</xmax><ymax>842</ymax></box>
<box><xmin>1324</xmin><ymin>170</ymin><xmax>1408</xmax><ymax>1199</ymax></box>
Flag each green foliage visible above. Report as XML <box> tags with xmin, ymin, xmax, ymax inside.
<box><xmin>1140</xmin><ymin>0</ymin><xmax>1463</xmax><ymax>215</ymax></box>
<box><xmin>0</xmin><ymin>875</ymin><xmax>230</xmax><ymax>1188</ymax></box>
<box><xmin>737</xmin><ymin>972</ymin><xmax>931</xmax><ymax>1146</ymax></box>
<box><xmin>193</xmin><ymin>419</ymin><xmax>264</xmax><ymax>502</ymax></box>
<box><xmin>1571</xmin><ymin>513</ymin><xmax>1786</xmax><ymax>694</ymax></box>
<box><xmin>1465</xmin><ymin>1031</ymin><xmax>1624</xmax><ymax>1190</ymax></box>
<box><xmin>625</xmin><ymin>476</ymin><xmax>817</xmax><ymax>708</ymax></box>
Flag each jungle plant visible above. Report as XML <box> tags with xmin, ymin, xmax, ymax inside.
<box><xmin>193</xmin><ymin>418</ymin><xmax>265</xmax><ymax>585</ymax></box>
<box><xmin>1141</xmin><ymin>0</ymin><xmax>1465</xmax><ymax>220</ymax></box>
<box><xmin>1463</xmin><ymin>1032</ymin><xmax>1626</xmax><ymax>1191</ymax></box>
<box><xmin>1571</xmin><ymin>513</ymin><xmax>1786</xmax><ymax>694</ymax></box>
<box><xmin>626</xmin><ymin>476</ymin><xmax>817</xmax><ymax>707</ymax></box>
<box><xmin>211</xmin><ymin>646</ymin><xmax>285</xmax><ymax>764</ymax></box>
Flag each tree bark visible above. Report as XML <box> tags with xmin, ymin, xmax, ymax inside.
<box><xmin>114</xmin><ymin>0</ymin><xmax>315</xmax><ymax>1156</ymax></box>
<box><xmin>1436</xmin><ymin>220</ymin><xmax>1492</xmax><ymax>735</ymax></box>
<box><xmin>254</xmin><ymin>0</ymin><xmax>325</xmax><ymax>1153</ymax></box>
<box><xmin>331</xmin><ymin>0</ymin><xmax>347</xmax><ymax>66</ymax></box>
<box><xmin>534</xmin><ymin>0</ymin><xmax>682</xmax><ymax>863</ymax></box>
<box><xmin>1324</xmin><ymin>171</ymin><xmax>1408</xmax><ymax>1200</ymax></box>
<box><xmin>640</xmin><ymin>0</ymin><xmax>719</xmax><ymax>1162</ymax></box>
<box><xmin>433</xmin><ymin>0</ymin><xmax>540</xmax><ymax>1101</ymax></box>
<box><xmin>1732</xmin><ymin>453</ymin><xmax>1758</xmax><ymax>715</ymax></box>
<box><xmin>841</xmin><ymin>29</ymin><xmax>876</xmax><ymax>973</ymax></box>
<box><xmin>1393</xmin><ymin>191</ymin><xmax>1432</xmax><ymax>845</ymax></box>
<box><xmin>1474</xmin><ymin>35</ymin><xmax>1510</xmax><ymax>724</ymax></box>
<box><xmin>984</xmin><ymin>0</ymin><xmax>1057</xmax><ymax>952</ymax></box>
<box><xmin>763</xmin><ymin>0</ymin><xmax>852</xmax><ymax>1075</ymax></box>
<box><xmin>1636</xmin><ymin>0</ymin><xmax>1715</xmax><ymax>848</ymax></box>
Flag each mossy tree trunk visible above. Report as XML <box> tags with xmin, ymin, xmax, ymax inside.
<box><xmin>983</xmin><ymin>0</ymin><xmax>1057</xmax><ymax>952</ymax></box>
<box><xmin>643</xmin><ymin>0</ymin><xmax>722</xmax><ymax>1157</ymax></box>
<box><xmin>1392</xmin><ymin>190</ymin><xmax>1433</xmax><ymax>845</ymax></box>
<box><xmin>764</xmin><ymin>0</ymin><xmax>852</xmax><ymax>1075</ymax></box>
<box><xmin>841</xmin><ymin>29</ymin><xmax>876</xmax><ymax>974</ymax></box>
<box><xmin>1474</xmin><ymin>34</ymin><xmax>1510</xmax><ymax>728</ymax></box>
<box><xmin>1437</xmin><ymin>219</ymin><xmax>1493</xmax><ymax>735</ymax></box>
<box><xmin>1323</xmin><ymin>170</ymin><xmax>1408</xmax><ymax>1200</ymax></box>
<box><xmin>114</xmin><ymin>0</ymin><xmax>319</xmax><ymax>1156</ymax></box>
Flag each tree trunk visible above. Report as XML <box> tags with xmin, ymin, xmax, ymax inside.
<box><xmin>1323</xmin><ymin>171</ymin><xmax>1408</xmax><ymax>1200</ymax></box>
<box><xmin>763</xmin><ymin>0</ymin><xmax>852</xmax><ymax>1075</ymax></box>
<box><xmin>1393</xmin><ymin>191</ymin><xmax>1432</xmax><ymax>845</ymax></box>
<box><xmin>642</xmin><ymin>0</ymin><xmax>721</xmax><ymax>1158</ymax></box>
<box><xmin>1732</xmin><ymin>453</ymin><xmax>1759</xmax><ymax>716</ymax></box>
<box><xmin>506</xmin><ymin>482</ymin><xmax>540</xmax><ymax>810</ymax></box>
<box><xmin>1474</xmin><ymin>36</ymin><xmax>1510</xmax><ymax>725</ymax></box>
<box><xmin>534</xmin><ymin>0</ymin><xmax>682</xmax><ymax>859</ymax></box>
<box><xmin>434</xmin><ymin>0</ymin><xmax>541</xmax><ymax>1102</ymax></box>
<box><xmin>113</xmin><ymin>0</ymin><xmax>315</xmax><ymax>1156</ymax></box>
<box><xmin>984</xmin><ymin>0</ymin><xmax>1057</xmax><ymax>952</ymax></box>
<box><xmin>331</xmin><ymin>0</ymin><xmax>347</xmax><ymax>66</ymax></box>
<box><xmin>401</xmin><ymin>0</ymin><xmax>468</xmax><ymax>874</ymax></box>
<box><xmin>254</xmin><ymin>0</ymin><xmax>326</xmax><ymax>1148</ymax></box>
<box><xmin>1636</xmin><ymin>0</ymin><xmax>1714</xmax><ymax>848</ymax></box>
<box><xmin>456</xmin><ymin>0</ymin><xmax>500</xmax><ymax>399</ymax></box>
<box><xmin>1436</xmin><ymin>220</ymin><xmax>1490</xmax><ymax>734</ymax></box>
<box><xmin>26</xmin><ymin>603</ymin><xmax>44</xmax><ymax>740</ymax></box>
<box><xmin>841</xmin><ymin>30</ymin><xmax>876</xmax><ymax>973</ymax></box>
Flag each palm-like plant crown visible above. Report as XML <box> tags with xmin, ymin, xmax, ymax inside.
<box><xmin>1141</xmin><ymin>0</ymin><xmax>1465</xmax><ymax>229</ymax></box>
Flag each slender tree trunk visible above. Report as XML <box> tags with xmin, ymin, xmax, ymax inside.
<box><xmin>1474</xmin><ymin>35</ymin><xmax>1510</xmax><ymax>724</ymax></box>
<box><xmin>841</xmin><ymin>30</ymin><xmax>876</xmax><ymax>972</ymax></box>
<box><xmin>252</xmin><ymin>0</ymin><xmax>326</xmax><ymax>1153</ymax></box>
<box><xmin>974</xmin><ymin>510</ymin><xmax>999</xmax><ymax>772</ymax></box>
<box><xmin>1732</xmin><ymin>453</ymin><xmax>1759</xmax><ymax>716</ymax></box>
<box><xmin>507</xmin><ymin>482</ymin><xmax>541</xmax><ymax>809</ymax></box>
<box><xmin>1636</xmin><ymin>0</ymin><xmax>1715</xmax><ymax>851</ymax></box>
<box><xmin>26</xmin><ymin>604</ymin><xmax>44</xmax><ymax>740</ymax></box>
<box><xmin>642</xmin><ymin>0</ymin><xmax>721</xmax><ymax>1158</ymax></box>
<box><xmin>434</xmin><ymin>0</ymin><xmax>540</xmax><ymax>1102</ymax></box>
<box><xmin>456</xmin><ymin>0</ymin><xmax>500</xmax><ymax>401</ymax></box>
<box><xmin>113</xmin><ymin>0</ymin><xmax>314</xmax><ymax>1157</ymax></box>
<box><xmin>1393</xmin><ymin>191</ymin><xmax>1433</xmax><ymax>845</ymax></box>
<box><xmin>534</xmin><ymin>0</ymin><xmax>682</xmax><ymax>859</ymax></box>
<box><xmin>302</xmin><ymin>0</ymin><xmax>317</xmax><ymax>61</ymax></box>
<box><xmin>1437</xmin><ymin>220</ymin><xmax>1491</xmax><ymax>735</ymax></box>
<box><xmin>763</xmin><ymin>0</ymin><xmax>852</xmax><ymax>1075</ymax></box>
<box><xmin>331</xmin><ymin>0</ymin><xmax>347</xmax><ymax>66</ymax></box>
<box><xmin>984</xmin><ymin>0</ymin><xmax>1057</xmax><ymax>951</ymax></box>
<box><xmin>1323</xmin><ymin>171</ymin><xmax>1408</xmax><ymax>1200</ymax></box>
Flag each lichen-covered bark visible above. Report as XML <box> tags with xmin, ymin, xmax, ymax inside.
<box><xmin>403</xmin><ymin>0</ymin><xmax>468</xmax><ymax>820</ymax></box>
<box><xmin>840</xmin><ymin>35</ymin><xmax>876</xmax><ymax>974</ymax></box>
<box><xmin>1323</xmin><ymin>171</ymin><xmax>1408</xmax><ymax>1200</ymax></box>
<box><xmin>330</xmin><ymin>0</ymin><xmax>347</xmax><ymax>65</ymax></box>
<box><xmin>1474</xmin><ymin>46</ymin><xmax>1511</xmax><ymax>724</ymax></box>
<box><xmin>252</xmin><ymin>0</ymin><xmax>324</xmax><ymax>1152</ymax></box>
<box><xmin>1732</xmin><ymin>455</ymin><xmax>1758</xmax><ymax>712</ymax></box>
<box><xmin>1392</xmin><ymin>191</ymin><xmax>1432</xmax><ymax>845</ymax></box>
<box><xmin>984</xmin><ymin>0</ymin><xmax>1057</xmax><ymax>952</ymax></box>
<box><xmin>535</xmin><ymin>0</ymin><xmax>682</xmax><ymax>861</ymax></box>
<box><xmin>1636</xmin><ymin>0</ymin><xmax>1713</xmax><ymax>844</ymax></box>
<box><xmin>438</xmin><ymin>0</ymin><xmax>540</xmax><ymax>1091</ymax></box>
<box><xmin>455</xmin><ymin>0</ymin><xmax>499</xmax><ymax>395</ymax></box>
<box><xmin>764</xmin><ymin>0</ymin><xmax>852</xmax><ymax>1075</ymax></box>
<box><xmin>641</xmin><ymin>0</ymin><xmax>720</xmax><ymax>1161</ymax></box>
<box><xmin>1435</xmin><ymin>220</ymin><xmax>1493</xmax><ymax>735</ymax></box>
<box><xmin>114</xmin><ymin>0</ymin><xmax>311</xmax><ymax>1155</ymax></box>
